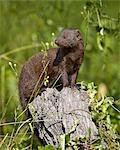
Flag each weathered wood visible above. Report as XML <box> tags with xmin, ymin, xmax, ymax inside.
<box><xmin>29</xmin><ymin>87</ymin><xmax>98</xmax><ymax>148</ymax></box>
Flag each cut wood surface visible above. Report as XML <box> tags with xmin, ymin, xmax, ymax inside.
<box><xmin>29</xmin><ymin>87</ymin><xmax>98</xmax><ymax>147</ymax></box>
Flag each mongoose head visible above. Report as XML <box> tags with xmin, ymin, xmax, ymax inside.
<box><xmin>55</xmin><ymin>28</ymin><xmax>82</xmax><ymax>48</ymax></box>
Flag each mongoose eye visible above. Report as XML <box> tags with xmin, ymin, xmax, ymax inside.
<box><xmin>63</xmin><ymin>35</ymin><xmax>66</xmax><ymax>39</ymax></box>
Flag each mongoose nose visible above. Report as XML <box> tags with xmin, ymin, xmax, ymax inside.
<box><xmin>55</xmin><ymin>39</ymin><xmax>58</xmax><ymax>45</ymax></box>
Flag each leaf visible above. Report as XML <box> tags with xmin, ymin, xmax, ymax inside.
<box><xmin>60</xmin><ymin>134</ymin><xmax>65</xmax><ymax>150</ymax></box>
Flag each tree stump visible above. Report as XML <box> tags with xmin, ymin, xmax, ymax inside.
<box><xmin>29</xmin><ymin>87</ymin><xmax>98</xmax><ymax>148</ymax></box>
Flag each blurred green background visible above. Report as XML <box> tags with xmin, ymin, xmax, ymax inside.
<box><xmin>0</xmin><ymin>0</ymin><xmax>120</xmax><ymax>149</ymax></box>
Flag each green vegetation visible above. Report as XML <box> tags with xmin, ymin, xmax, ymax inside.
<box><xmin>0</xmin><ymin>0</ymin><xmax>120</xmax><ymax>149</ymax></box>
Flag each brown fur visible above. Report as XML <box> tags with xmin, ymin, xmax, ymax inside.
<box><xmin>19</xmin><ymin>28</ymin><xmax>84</xmax><ymax>116</ymax></box>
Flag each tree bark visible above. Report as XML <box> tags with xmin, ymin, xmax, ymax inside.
<box><xmin>29</xmin><ymin>87</ymin><xmax>98</xmax><ymax>148</ymax></box>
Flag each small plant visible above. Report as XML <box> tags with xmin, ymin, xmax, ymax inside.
<box><xmin>87</xmin><ymin>82</ymin><xmax>120</xmax><ymax>150</ymax></box>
